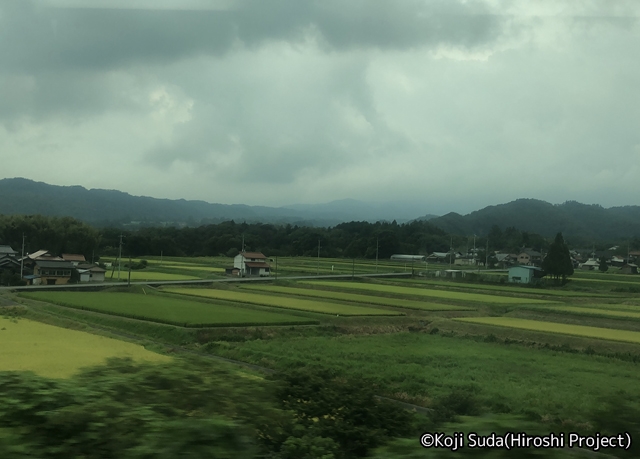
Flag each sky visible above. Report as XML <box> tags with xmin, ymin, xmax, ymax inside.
<box><xmin>1</xmin><ymin>0</ymin><xmax>639</xmax><ymax>216</ymax></box>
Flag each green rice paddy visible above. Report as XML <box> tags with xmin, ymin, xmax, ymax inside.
<box><xmin>107</xmin><ymin>271</ymin><xmax>200</xmax><ymax>281</ymax></box>
<box><xmin>536</xmin><ymin>305</ymin><xmax>640</xmax><ymax>320</ymax></box>
<box><xmin>455</xmin><ymin>317</ymin><xmax>640</xmax><ymax>344</ymax></box>
<box><xmin>165</xmin><ymin>288</ymin><xmax>403</xmax><ymax>316</ymax></box>
<box><xmin>0</xmin><ymin>317</ymin><xmax>170</xmax><ymax>378</ymax></box>
<box><xmin>242</xmin><ymin>284</ymin><xmax>473</xmax><ymax>311</ymax></box>
<box><xmin>301</xmin><ymin>281</ymin><xmax>555</xmax><ymax>304</ymax></box>
<box><xmin>21</xmin><ymin>292</ymin><xmax>316</xmax><ymax>327</ymax></box>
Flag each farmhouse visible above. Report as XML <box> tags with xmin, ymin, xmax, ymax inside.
<box><xmin>516</xmin><ymin>249</ymin><xmax>542</xmax><ymax>266</ymax></box>
<box><xmin>233</xmin><ymin>251</ymin><xmax>270</xmax><ymax>277</ymax></box>
<box><xmin>33</xmin><ymin>260</ymin><xmax>74</xmax><ymax>285</ymax></box>
<box><xmin>61</xmin><ymin>253</ymin><xmax>87</xmax><ymax>266</ymax></box>
<box><xmin>508</xmin><ymin>265</ymin><xmax>544</xmax><ymax>284</ymax></box>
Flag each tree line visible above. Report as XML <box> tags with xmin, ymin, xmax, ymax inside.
<box><xmin>0</xmin><ymin>214</ymin><xmax>564</xmax><ymax>260</ymax></box>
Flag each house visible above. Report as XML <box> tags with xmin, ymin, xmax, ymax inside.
<box><xmin>33</xmin><ymin>260</ymin><xmax>74</xmax><ymax>285</ymax></box>
<box><xmin>76</xmin><ymin>263</ymin><xmax>106</xmax><ymax>282</ymax></box>
<box><xmin>62</xmin><ymin>253</ymin><xmax>87</xmax><ymax>266</ymax></box>
<box><xmin>0</xmin><ymin>246</ymin><xmax>22</xmax><ymax>284</ymax></box>
<box><xmin>233</xmin><ymin>252</ymin><xmax>271</xmax><ymax>277</ymax></box>
<box><xmin>579</xmin><ymin>258</ymin><xmax>600</xmax><ymax>270</ymax></box>
<box><xmin>516</xmin><ymin>249</ymin><xmax>542</xmax><ymax>266</ymax></box>
<box><xmin>508</xmin><ymin>265</ymin><xmax>544</xmax><ymax>284</ymax></box>
<box><xmin>618</xmin><ymin>263</ymin><xmax>638</xmax><ymax>275</ymax></box>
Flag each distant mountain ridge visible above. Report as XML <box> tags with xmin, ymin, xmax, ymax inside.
<box><xmin>421</xmin><ymin>199</ymin><xmax>640</xmax><ymax>242</ymax></box>
<box><xmin>0</xmin><ymin>178</ymin><xmax>434</xmax><ymax>227</ymax></box>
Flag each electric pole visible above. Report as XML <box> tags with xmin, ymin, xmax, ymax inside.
<box><xmin>118</xmin><ymin>234</ymin><xmax>123</xmax><ymax>280</ymax></box>
<box><xmin>376</xmin><ymin>237</ymin><xmax>379</xmax><ymax>273</ymax></box>
<box><xmin>20</xmin><ymin>233</ymin><xmax>25</xmax><ymax>281</ymax></box>
<box><xmin>317</xmin><ymin>239</ymin><xmax>321</xmax><ymax>275</ymax></box>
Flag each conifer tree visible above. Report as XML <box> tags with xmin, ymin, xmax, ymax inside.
<box><xmin>542</xmin><ymin>232</ymin><xmax>574</xmax><ymax>283</ymax></box>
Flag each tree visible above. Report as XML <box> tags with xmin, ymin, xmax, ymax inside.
<box><xmin>541</xmin><ymin>233</ymin><xmax>574</xmax><ymax>283</ymax></box>
<box><xmin>599</xmin><ymin>257</ymin><xmax>609</xmax><ymax>272</ymax></box>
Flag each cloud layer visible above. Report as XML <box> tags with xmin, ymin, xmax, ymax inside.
<box><xmin>1</xmin><ymin>0</ymin><xmax>639</xmax><ymax>215</ymax></box>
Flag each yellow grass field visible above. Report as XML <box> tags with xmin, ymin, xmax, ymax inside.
<box><xmin>455</xmin><ymin>317</ymin><xmax>640</xmax><ymax>344</ymax></box>
<box><xmin>0</xmin><ymin>317</ymin><xmax>170</xmax><ymax>378</ymax></box>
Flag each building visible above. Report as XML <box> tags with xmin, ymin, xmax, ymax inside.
<box><xmin>508</xmin><ymin>265</ymin><xmax>544</xmax><ymax>284</ymax></box>
<box><xmin>233</xmin><ymin>252</ymin><xmax>270</xmax><ymax>277</ymax></box>
<box><xmin>516</xmin><ymin>249</ymin><xmax>542</xmax><ymax>266</ymax></box>
<box><xmin>61</xmin><ymin>253</ymin><xmax>87</xmax><ymax>266</ymax></box>
<box><xmin>76</xmin><ymin>263</ymin><xmax>106</xmax><ymax>282</ymax></box>
<box><xmin>33</xmin><ymin>260</ymin><xmax>74</xmax><ymax>285</ymax></box>
<box><xmin>390</xmin><ymin>254</ymin><xmax>426</xmax><ymax>262</ymax></box>
<box><xmin>618</xmin><ymin>264</ymin><xmax>638</xmax><ymax>275</ymax></box>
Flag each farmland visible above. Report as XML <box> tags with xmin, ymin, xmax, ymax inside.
<box><xmin>0</xmin><ymin>316</ymin><xmax>170</xmax><ymax>378</ymax></box>
<box><xmin>241</xmin><ymin>284</ymin><xmax>474</xmax><ymax>311</ymax></box>
<box><xmin>455</xmin><ymin>317</ymin><xmax>640</xmax><ymax>344</ymax></box>
<box><xmin>300</xmin><ymin>280</ymin><xmax>556</xmax><ymax>304</ymax></box>
<box><xmin>7</xmin><ymin>253</ymin><xmax>640</xmax><ymax>458</ymax></box>
<box><xmin>164</xmin><ymin>287</ymin><xmax>403</xmax><ymax>316</ymax></box>
<box><xmin>20</xmin><ymin>291</ymin><xmax>317</xmax><ymax>327</ymax></box>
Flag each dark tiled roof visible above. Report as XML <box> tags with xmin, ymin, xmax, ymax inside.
<box><xmin>0</xmin><ymin>245</ymin><xmax>17</xmax><ymax>255</ymax></box>
<box><xmin>35</xmin><ymin>260</ymin><xmax>74</xmax><ymax>269</ymax></box>
<box><xmin>241</xmin><ymin>252</ymin><xmax>266</xmax><ymax>259</ymax></box>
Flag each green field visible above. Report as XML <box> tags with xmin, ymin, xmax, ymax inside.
<box><xmin>390</xmin><ymin>278</ymin><xmax>615</xmax><ymax>297</ymax></box>
<box><xmin>536</xmin><ymin>305</ymin><xmax>640</xmax><ymax>320</ymax></box>
<box><xmin>242</xmin><ymin>284</ymin><xmax>473</xmax><ymax>311</ymax></box>
<box><xmin>455</xmin><ymin>317</ymin><xmax>640</xmax><ymax>344</ymax></box>
<box><xmin>0</xmin><ymin>317</ymin><xmax>170</xmax><ymax>378</ymax></box>
<box><xmin>165</xmin><ymin>288</ymin><xmax>403</xmax><ymax>316</ymax></box>
<box><xmin>301</xmin><ymin>281</ymin><xmax>556</xmax><ymax>304</ymax></box>
<box><xmin>21</xmin><ymin>292</ymin><xmax>317</xmax><ymax>327</ymax></box>
<box><xmin>106</xmin><ymin>271</ymin><xmax>200</xmax><ymax>281</ymax></box>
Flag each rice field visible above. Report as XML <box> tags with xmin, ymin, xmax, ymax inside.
<box><xmin>106</xmin><ymin>271</ymin><xmax>200</xmax><ymax>281</ymax></box>
<box><xmin>241</xmin><ymin>284</ymin><xmax>474</xmax><ymax>311</ymax></box>
<box><xmin>21</xmin><ymin>292</ymin><xmax>316</xmax><ymax>327</ymax></box>
<box><xmin>165</xmin><ymin>288</ymin><xmax>403</xmax><ymax>316</ymax></box>
<box><xmin>300</xmin><ymin>281</ymin><xmax>556</xmax><ymax>304</ymax></box>
<box><xmin>0</xmin><ymin>317</ymin><xmax>170</xmax><ymax>378</ymax></box>
<box><xmin>535</xmin><ymin>305</ymin><xmax>640</xmax><ymax>320</ymax></box>
<box><xmin>455</xmin><ymin>317</ymin><xmax>640</xmax><ymax>344</ymax></box>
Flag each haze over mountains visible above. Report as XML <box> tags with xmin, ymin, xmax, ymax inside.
<box><xmin>2</xmin><ymin>178</ymin><xmax>640</xmax><ymax>242</ymax></box>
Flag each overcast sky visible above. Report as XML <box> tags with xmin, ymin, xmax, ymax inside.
<box><xmin>1</xmin><ymin>0</ymin><xmax>639</xmax><ymax>215</ymax></box>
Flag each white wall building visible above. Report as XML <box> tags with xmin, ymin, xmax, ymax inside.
<box><xmin>233</xmin><ymin>252</ymin><xmax>271</xmax><ymax>277</ymax></box>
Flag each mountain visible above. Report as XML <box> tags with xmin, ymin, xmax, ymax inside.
<box><xmin>0</xmin><ymin>178</ymin><xmax>434</xmax><ymax>227</ymax></box>
<box><xmin>421</xmin><ymin>199</ymin><xmax>640</xmax><ymax>242</ymax></box>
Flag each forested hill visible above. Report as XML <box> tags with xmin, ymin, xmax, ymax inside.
<box><xmin>422</xmin><ymin>199</ymin><xmax>640</xmax><ymax>243</ymax></box>
<box><xmin>0</xmin><ymin>178</ymin><xmax>430</xmax><ymax>227</ymax></box>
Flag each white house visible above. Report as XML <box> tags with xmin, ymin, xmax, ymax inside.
<box><xmin>233</xmin><ymin>252</ymin><xmax>271</xmax><ymax>277</ymax></box>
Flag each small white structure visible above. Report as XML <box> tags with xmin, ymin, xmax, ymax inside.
<box><xmin>508</xmin><ymin>265</ymin><xmax>543</xmax><ymax>284</ymax></box>
<box><xmin>233</xmin><ymin>252</ymin><xmax>271</xmax><ymax>277</ymax></box>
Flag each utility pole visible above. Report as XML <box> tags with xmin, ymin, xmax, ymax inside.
<box><xmin>376</xmin><ymin>237</ymin><xmax>379</xmax><ymax>273</ymax></box>
<box><xmin>20</xmin><ymin>233</ymin><xmax>25</xmax><ymax>281</ymax></box>
<box><xmin>128</xmin><ymin>254</ymin><xmax>132</xmax><ymax>287</ymax></box>
<box><xmin>242</xmin><ymin>234</ymin><xmax>245</xmax><ymax>253</ymax></box>
<box><xmin>317</xmin><ymin>239</ymin><xmax>321</xmax><ymax>275</ymax></box>
<box><xmin>275</xmin><ymin>256</ymin><xmax>278</xmax><ymax>281</ymax></box>
<box><xmin>352</xmin><ymin>258</ymin><xmax>355</xmax><ymax>280</ymax></box>
<box><xmin>485</xmin><ymin>239</ymin><xmax>489</xmax><ymax>269</ymax></box>
<box><xmin>160</xmin><ymin>250</ymin><xmax>163</xmax><ymax>266</ymax></box>
<box><xmin>118</xmin><ymin>234</ymin><xmax>123</xmax><ymax>280</ymax></box>
<box><xmin>450</xmin><ymin>236</ymin><xmax>453</xmax><ymax>267</ymax></box>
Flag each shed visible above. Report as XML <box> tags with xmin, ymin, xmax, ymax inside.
<box><xmin>508</xmin><ymin>265</ymin><xmax>544</xmax><ymax>284</ymax></box>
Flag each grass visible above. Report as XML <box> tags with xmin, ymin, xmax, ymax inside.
<box><xmin>206</xmin><ymin>330</ymin><xmax>640</xmax><ymax>425</ymax></box>
<box><xmin>455</xmin><ymin>317</ymin><xmax>640</xmax><ymax>344</ymax></box>
<box><xmin>301</xmin><ymin>281</ymin><xmax>556</xmax><ymax>304</ymax></box>
<box><xmin>0</xmin><ymin>317</ymin><xmax>170</xmax><ymax>378</ymax></box>
<box><xmin>242</xmin><ymin>284</ymin><xmax>474</xmax><ymax>311</ymax></box>
<box><xmin>165</xmin><ymin>288</ymin><xmax>403</xmax><ymax>316</ymax></box>
<box><xmin>20</xmin><ymin>291</ymin><xmax>317</xmax><ymax>327</ymax></box>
